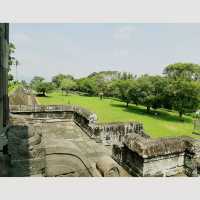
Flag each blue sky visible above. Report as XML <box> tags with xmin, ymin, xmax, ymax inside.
<box><xmin>10</xmin><ymin>23</ymin><xmax>200</xmax><ymax>82</ymax></box>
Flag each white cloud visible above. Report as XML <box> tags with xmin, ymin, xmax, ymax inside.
<box><xmin>113</xmin><ymin>26</ymin><xmax>136</xmax><ymax>40</ymax></box>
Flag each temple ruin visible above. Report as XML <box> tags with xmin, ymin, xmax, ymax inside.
<box><xmin>0</xmin><ymin>23</ymin><xmax>200</xmax><ymax>177</ymax></box>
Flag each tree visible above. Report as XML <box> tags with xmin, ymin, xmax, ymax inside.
<box><xmin>8</xmin><ymin>43</ymin><xmax>16</xmax><ymax>70</ymax></box>
<box><xmin>149</xmin><ymin>76</ymin><xmax>168</xmax><ymax>109</ymax></box>
<box><xmin>34</xmin><ymin>81</ymin><xmax>54</xmax><ymax>96</ymax></box>
<box><xmin>128</xmin><ymin>80</ymin><xmax>141</xmax><ymax>106</ymax></box>
<box><xmin>77</xmin><ymin>78</ymin><xmax>97</xmax><ymax>96</ymax></box>
<box><xmin>30</xmin><ymin>76</ymin><xmax>53</xmax><ymax>96</ymax></box>
<box><xmin>166</xmin><ymin>79</ymin><xmax>200</xmax><ymax>119</ymax></box>
<box><xmin>52</xmin><ymin>74</ymin><xmax>74</xmax><ymax>88</ymax></box>
<box><xmin>60</xmin><ymin>79</ymin><xmax>77</xmax><ymax>95</ymax></box>
<box><xmin>163</xmin><ymin>62</ymin><xmax>200</xmax><ymax>118</ymax></box>
<box><xmin>164</xmin><ymin>62</ymin><xmax>200</xmax><ymax>81</ymax></box>
<box><xmin>132</xmin><ymin>75</ymin><xmax>169</xmax><ymax>112</ymax></box>
<box><xmin>8</xmin><ymin>42</ymin><xmax>19</xmax><ymax>83</ymax></box>
<box><xmin>103</xmin><ymin>80</ymin><xmax>119</xmax><ymax>97</ymax></box>
<box><xmin>119</xmin><ymin>72</ymin><xmax>135</xmax><ymax>80</ymax></box>
<box><xmin>115</xmin><ymin>79</ymin><xmax>133</xmax><ymax>107</ymax></box>
<box><xmin>21</xmin><ymin>80</ymin><xmax>28</xmax><ymax>88</ymax></box>
<box><xmin>8</xmin><ymin>74</ymin><xmax>14</xmax><ymax>82</ymax></box>
<box><xmin>30</xmin><ymin>76</ymin><xmax>44</xmax><ymax>88</ymax></box>
<box><xmin>136</xmin><ymin>75</ymin><xmax>157</xmax><ymax>112</ymax></box>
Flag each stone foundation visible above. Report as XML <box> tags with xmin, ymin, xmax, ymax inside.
<box><xmin>5</xmin><ymin>104</ymin><xmax>200</xmax><ymax>177</ymax></box>
<box><xmin>6</xmin><ymin>105</ymin><xmax>130</xmax><ymax>177</ymax></box>
<box><xmin>112</xmin><ymin>134</ymin><xmax>200</xmax><ymax>177</ymax></box>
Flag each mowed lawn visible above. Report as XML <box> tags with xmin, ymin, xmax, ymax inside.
<box><xmin>37</xmin><ymin>92</ymin><xmax>197</xmax><ymax>139</ymax></box>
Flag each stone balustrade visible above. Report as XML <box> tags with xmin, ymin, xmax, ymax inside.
<box><xmin>10</xmin><ymin>104</ymin><xmax>145</xmax><ymax>145</ymax></box>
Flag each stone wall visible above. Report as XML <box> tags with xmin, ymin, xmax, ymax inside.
<box><xmin>0</xmin><ymin>23</ymin><xmax>9</xmax><ymax>176</ymax></box>
<box><xmin>0</xmin><ymin>23</ymin><xmax>9</xmax><ymax>128</ymax></box>
<box><xmin>7</xmin><ymin>105</ymin><xmax>131</xmax><ymax>177</ymax></box>
<box><xmin>7</xmin><ymin>121</ymin><xmax>45</xmax><ymax>176</ymax></box>
<box><xmin>8</xmin><ymin>104</ymin><xmax>200</xmax><ymax>177</ymax></box>
<box><xmin>10</xmin><ymin>105</ymin><xmax>144</xmax><ymax>146</ymax></box>
<box><xmin>93</xmin><ymin>122</ymin><xmax>149</xmax><ymax>145</ymax></box>
<box><xmin>112</xmin><ymin>133</ymin><xmax>200</xmax><ymax>177</ymax></box>
<box><xmin>9</xmin><ymin>87</ymin><xmax>38</xmax><ymax>106</ymax></box>
<box><xmin>184</xmin><ymin>140</ymin><xmax>200</xmax><ymax>177</ymax></box>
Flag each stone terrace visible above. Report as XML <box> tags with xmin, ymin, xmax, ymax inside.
<box><xmin>5</xmin><ymin>104</ymin><xmax>200</xmax><ymax>177</ymax></box>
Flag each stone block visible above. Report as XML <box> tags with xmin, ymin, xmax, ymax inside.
<box><xmin>10</xmin><ymin>158</ymin><xmax>45</xmax><ymax>176</ymax></box>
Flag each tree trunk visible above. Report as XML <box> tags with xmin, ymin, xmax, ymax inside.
<box><xmin>126</xmin><ymin>102</ymin><xmax>129</xmax><ymax>107</ymax></box>
<box><xmin>179</xmin><ymin>111</ymin><xmax>183</xmax><ymax>121</ymax></box>
<box><xmin>147</xmin><ymin>106</ymin><xmax>150</xmax><ymax>113</ymax></box>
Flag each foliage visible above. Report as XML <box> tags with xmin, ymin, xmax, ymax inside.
<box><xmin>52</xmin><ymin>74</ymin><xmax>74</xmax><ymax>88</ymax></box>
<box><xmin>30</xmin><ymin>76</ymin><xmax>53</xmax><ymax>96</ymax></box>
<box><xmin>8</xmin><ymin>42</ymin><xmax>19</xmax><ymax>83</ymax></box>
<box><xmin>60</xmin><ymin>78</ymin><xmax>77</xmax><ymax>95</ymax></box>
<box><xmin>77</xmin><ymin>78</ymin><xmax>97</xmax><ymax>96</ymax></box>
<box><xmin>8</xmin><ymin>82</ymin><xmax>22</xmax><ymax>95</ymax></box>
<box><xmin>119</xmin><ymin>72</ymin><xmax>135</xmax><ymax>80</ymax></box>
<box><xmin>30</xmin><ymin>76</ymin><xmax>45</xmax><ymax>86</ymax></box>
<box><xmin>8</xmin><ymin>42</ymin><xmax>16</xmax><ymax>70</ymax></box>
<box><xmin>114</xmin><ymin>79</ymin><xmax>133</xmax><ymax>107</ymax></box>
<box><xmin>164</xmin><ymin>62</ymin><xmax>200</xmax><ymax>81</ymax></box>
<box><xmin>166</xmin><ymin>79</ymin><xmax>200</xmax><ymax>119</ymax></box>
<box><xmin>136</xmin><ymin>75</ymin><xmax>155</xmax><ymax>112</ymax></box>
<box><xmin>163</xmin><ymin>62</ymin><xmax>200</xmax><ymax>119</ymax></box>
<box><xmin>8</xmin><ymin>73</ymin><xmax>14</xmax><ymax>81</ymax></box>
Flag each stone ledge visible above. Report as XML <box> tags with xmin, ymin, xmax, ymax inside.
<box><xmin>124</xmin><ymin>134</ymin><xmax>193</xmax><ymax>158</ymax></box>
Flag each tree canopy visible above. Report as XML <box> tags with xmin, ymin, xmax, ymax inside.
<box><xmin>30</xmin><ymin>76</ymin><xmax>53</xmax><ymax>96</ymax></box>
<box><xmin>52</xmin><ymin>74</ymin><xmax>74</xmax><ymax>88</ymax></box>
<box><xmin>163</xmin><ymin>62</ymin><xmax>200</xmax><ymax>81</ymax></box>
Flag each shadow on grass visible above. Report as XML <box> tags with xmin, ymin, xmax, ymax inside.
<box><xmin>110</xmin><ymin>103</ymin><xmax>193</xmax><ymax>123</ymax></box>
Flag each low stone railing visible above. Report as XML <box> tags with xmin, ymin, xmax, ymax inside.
<box><xmin>92</xmin><ymin>122</ymin><xmax>149</xmax><ymax>145</ymax></box>
<box><xmin>10</xmin><ymin>104</ymin><xmax>93</xmax><ymax>118</ymax></box>
<box><xmin>10</xmin><ymin>104</ymin><xmax>146</xmax><ymax>146</ymax></box>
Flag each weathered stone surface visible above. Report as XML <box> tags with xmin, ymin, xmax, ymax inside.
<box><xmin>0</xmin><ymin>23</ymin><xmax>9</xmax><ymax>129</ymax></box>
<box><xmin>6</xmin><ymin>121</ymin><xmax>45</xmax><ymax>176</ymax></box>
<box><xmin>10</xmin><ymin>158</ymin><xmax>45</xmax><ymax>176</ymax></box>
<box><xmin>197</xmin><ymin>159</ymin><xmax>200</xmax><ymax>176</ymax></box>
<box><xmin>124</xmin><ymin>134</ymin><xmax>192</xmax><ymax>158</ymax></box>
<box><xmin>184</xmin><ymin>140</ymin><xmax>200</xmax><ymax>176</ymax></box>
<box><xmin>96</xmin><ymin>156</ymin><xmax>130</xmax><ymax>177</ymax></box>
<box><xmin>7</xmin><ymin>104</ymin><xmax>200</xmax><ymax>177</ymax></box>
<box><xmin>93</xmin><ymin>122</ymin><xmax>148</xmax><ymax>146</ymax></box>
<box><xmin>10</xmin><ymin>105</ymin><xmax>145</xmax><ymax>146</ymax></box>
<box><xmin>9</xmin><ymin>87</ymin><xmax>38</xmax><ymax>106</ymax></box>
<box><xmin>143</xmin><ymin>153</ymin><xmax>185</xmax><ymax>177</ymax></box>
<box><xmin>0</xmin><ymin>153</ymin><xmax>9</xmax><ymax>176</ymax></box>
<box><xmin>112</xmin><ymin>133</ymin><xmax>200</xmax><ymax>177</ymax></box>
<box><xmin>7</xmin><ymin>109</ymin><xmax>114</xmax><ymax>177</ymax></box>
<box><xmin>45</xmin><ymin>154</ymin><xmax>93</xmax><ymax>177</ymax></box>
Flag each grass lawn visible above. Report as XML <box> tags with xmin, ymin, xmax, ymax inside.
<box><xmin>37</xmin><ymin>92</ymin><xmax>198</xmax><ymax>139</ymax></box>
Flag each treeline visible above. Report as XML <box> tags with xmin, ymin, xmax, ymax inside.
<box><xmin>28</xmin><ymin>63</ymin><xmax>200</xmax><ymax>119</ymax></box>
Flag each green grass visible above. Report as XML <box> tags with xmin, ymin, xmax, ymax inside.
<box><xmin>37</xmin><ymin>92</ymin><xmax>198</xmax><ymax>139</ymax></box>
